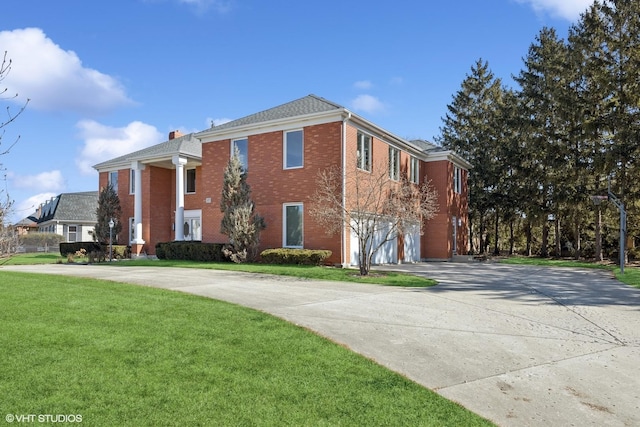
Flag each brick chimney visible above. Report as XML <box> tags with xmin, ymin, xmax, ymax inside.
<box><xmin>169</xmin><ymin>130</ymin><xmax>184</xmax><ymax>140</ymax></box>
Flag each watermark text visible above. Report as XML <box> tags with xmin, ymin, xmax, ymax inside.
<box><xmin>5</xmin><ymin>414</ymin><xmax>82</xmax><ymax>423</ymax></box>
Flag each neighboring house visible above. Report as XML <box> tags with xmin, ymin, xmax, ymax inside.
<box><xmin>12</xmin><ymin>217</ymin><xmax>38</xmax><ymax>236</ymax></box>
<box><xmin>94</xmin><ymin>95</ymin><xmax>470</xmax><ymax>264</ymax></box>
<box><xmin>26</xmin><ymin>192</ymin><xmax>99</xmax><ymax>242</ymax></box>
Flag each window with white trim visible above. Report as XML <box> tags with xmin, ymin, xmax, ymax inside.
<box><xmin>410</xmin><ymin>156</ymin><xmax>419</xmax><ymax>184</ymax></box>
<box><xmin>356</xmin><ymin>132</ymin><xmax>371</xmax><ymax>171</ymax></box>
<box><xmin>389</xmin><ymin>147</ymin><xmax>400</xmax><ymax>180</ymax></box>
<box><xmin>109</xmin><ymin>171</ymin><xmax>118</xmax><ymax>193</ymax></box>
<box><xmin>68</xmin><ymin>225</ymin><xmax>78</xmax><ymax>242</ymax></box>
<box><xmin>186</xmin><ymin>168</ymin><xmax>196</xmax><ymax>194</ymax></box>
<box><xmin>284</xmin><ymin>130</ymin><xmax>303</xmax><ymax>169</ymax></box>
<box><xmin>283</xmin><ymin>203</ymin><xmax>303</xmax><ymax>248</ymax></box>
<box><xmin>454</xmin><ymin>166</ymin><xmax>462</xmax><ymax>194</ymax></box>
<box><xmin>232</xmin><ymin>138</ymin><xmax>248</xmax><ymax>171</ymax></box>
<box><xmin>129</xmin><ymin>169</ymin><xmax>135</xmax><ymax>194</ymax></box>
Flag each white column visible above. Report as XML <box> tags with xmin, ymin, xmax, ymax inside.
<box><xmin>131</xmin><ymin>161</ymin><xmax>146</xmax><ymax>244</ymax></box>
<box><xmin>172</xmin><ymin>155</ymin><xmax>187</xmax><ymax>241</ymax></box>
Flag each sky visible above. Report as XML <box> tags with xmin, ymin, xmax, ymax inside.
<box><xmin>1</xmin><ymin>0</ymin><xmax>594</xmax><ymax>223</ymax></box>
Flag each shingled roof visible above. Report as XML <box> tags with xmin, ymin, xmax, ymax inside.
<box><xmin>36</xmin><ymin>191</ymin><xmax>99</xmax><ymax>223</ymax></box>
<box><xmin>93</xmin><ymin>132</ymin><xmax>201</xmax><ymax>170</ymax></box>
<box><xmin>197</xmin><ymin>94</ymin><xmax>344</xmax><ymax>134</ymax></box>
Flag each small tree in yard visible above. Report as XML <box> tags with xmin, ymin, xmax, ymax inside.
<box><xmin>0</xmin><ymin>51</ymin><xmax>29</xmax><ymax>256</ymax></box>
<box><xmin>310</xmin><ymin>161</ymin><xmax>438</xmax><ymax>275</ymax></box>
<box><xmin>220</xmin><ymin>148</ymin><xmax>265</xmax><ymax>263</ymax></box>
<box><xmin>95</xmin><ymin>183</ymin><xmax>122</xmax><ymax>244</ymax></box>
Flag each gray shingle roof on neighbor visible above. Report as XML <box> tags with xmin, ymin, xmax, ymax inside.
<box><xmin>197</xmin><ymin>94</ymin><xmax>344</xmax><ymax>133</ymax></box>
<box><xmin>38</xmin><ymin>191</ymin><xmax>99</xmax><ymax>223</ymax></box>
<box><xmin>93</xmin><ymin>133</ymin><xmax>201</xmax><ymax>170</ymax></box>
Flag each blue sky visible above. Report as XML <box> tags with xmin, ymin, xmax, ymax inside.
<box><xmin>2</xmin><ymin>0</ymin><xmax>592</xmax><ymax>223</ymax></box>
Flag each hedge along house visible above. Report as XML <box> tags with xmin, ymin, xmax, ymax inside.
<box><xmin>94</xmin><ymin>95</ymin><xmax>470</xmax><ymax>264</ymax></box>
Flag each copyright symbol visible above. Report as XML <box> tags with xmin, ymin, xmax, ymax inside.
<box><xmin>5</xmin><ymin>414</ymin><xmax>14</xmax><ymax>423</ymax></box>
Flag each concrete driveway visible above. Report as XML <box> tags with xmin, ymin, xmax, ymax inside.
<box><xmin>3</xmin><ymin>262</ymin><xmax>639</xmax><ymax>426</ymax></box>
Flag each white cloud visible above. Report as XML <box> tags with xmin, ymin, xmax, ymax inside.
<box><xmin>351</xmin><ymin>95</ymin><xmax>385</xmax><ymax>114</ymax></box>
<box><xmin>76</xmin><ymin>120</ymin><xmax>164</xmax><ymax>174</ymax></box>
<box><xmin>0</xmin><ymin>28</ymin><xmax>134</xmax><ymax>113</ymax></box>
<box><xmin>15</xmin><ymin>192</ymin><xmax>58</xmax><ymax>217</ymax></box>
<box><xmin>11</xmin><ymin>170</ymin><xmax>65</xmax><ymax>192</ymax></box>
<box><xmin>354</xmin><ymin>80</ymin><xmax>373</xmax><ymax>90</ymax></box>
<box><xmin>515</xmin><ymin>0</ymin><xmax>592</xmax><ymax>21</ymax></box>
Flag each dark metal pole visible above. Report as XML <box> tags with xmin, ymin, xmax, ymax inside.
<box><xmin>608</xmin><ymin>177</ymin><xmax>626</xmax><ymax>274</ymax></box>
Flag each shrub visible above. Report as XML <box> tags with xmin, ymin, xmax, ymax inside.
<box><xmin>60</xmin><ymin>242</ymin><xmax>129</xmax><ymax>261</ymax></box>
<box><xmin>60</xmin><ymin>242</ymin><xmax>103</xmax><ymax>257</ymax></box>
<box><xmin>155</xmin><ymin>241</ymin><xmax>229</xmax><ymax>262</ymax></box>
<box><xmin>260</xmin><ymin>248</ymin><xmax>332</xmax><ymax>266</ymax></box>
<box><xmin>111</xmin><ymin>245</ymin><xmax>131</xmax><ymax>260</ymax></box>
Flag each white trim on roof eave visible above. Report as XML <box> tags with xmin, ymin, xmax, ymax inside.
<box><xmin>346</xmin><ymin>113</ymin><xmax>427</xmax><ymax>158</ymax></box>
<box><xmin>424</xmin><ymin>150</ymin><xmax>473</xmax><ymax>169</ymax></box>
<box><xmin>197</xmin><ymin>110</ymin><xmax>347</xmax><ymax>142</ymax></box>
<box><xmin>93</xmin><ymin>153</ymin><xmax>202</xmax><ymax>172</ymax></box>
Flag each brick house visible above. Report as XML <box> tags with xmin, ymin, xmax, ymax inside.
<box><xmin>94</xmin><ymin>95</ymin><xmax>470</xmax><ymax>264</ymax></box>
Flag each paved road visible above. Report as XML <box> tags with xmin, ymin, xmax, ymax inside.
<box><xmin>3</xmin><ymin>262</ymin><xmax>639</xmax><ymax>426</ymax></box>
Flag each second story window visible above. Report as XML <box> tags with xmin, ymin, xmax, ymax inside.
<box><xmin>232</xmin><ymin>138</ymin><xmax>248</xmax><ymax>171</ymax></box>
<box><xmin>357</xmin><ymin>132</ymin><xmax>371</xmax><ymax>171</ymax></box>
<box><xmin>129</xmin><ymin>169</ymin><xmax>135</xmax><ymax>194</ymax></box>
<box><xmin>284</xmin><ymin>130</ymin><xmax>303</xmax><ymax>169</ymax></box>
<box><xmin>109</xmin><ymin>171</ymin><xmax>118</xmax><ymax>193</ymax></box>
<box><xmin>186</xmin><ymin>168</ymin><xmax>196</xmax><ymax>194</ymax></box>
<box><xmin>389</xmin><ymin>147</ymin><xmax>400</xmax><ymax>180</ymax></box>
<box><xmin>454</xmin><ymin>166</ymin><xmax>462</xmax><ymax>194</ymax></box>
<box><xmin>410</xmin><ymin>156</ymin><xmax>419</xmax><ymax>184</ymax></box>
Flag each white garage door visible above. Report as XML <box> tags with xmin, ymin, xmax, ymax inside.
<box><xmin>350</xmin><ymin>219</ymin><xmax>397</xmax><ymax>266</ymax></box>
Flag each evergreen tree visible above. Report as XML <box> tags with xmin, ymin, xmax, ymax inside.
<box><xmin>574</xmin><ymin>0</ymin><xmax>640</xmax><ymax>256</ymax></box>
<box><xmin>437</xmin><ymin>59</ymin><xmax>506</xmax><ymax>254</ymax></box>
<box><xmin>95</xmin><ymin>183</ymin><xmax>122</xmax><ymax>244</ymax></box>
<box><xmin>220</xmin><ymin>148</ymin><xmax>265</xmax><ymax>263</ymax></box>
<box><xmin>514</xmin><ymin>27</ymin><xmax>570</xmax><ymax>257</ymax></box>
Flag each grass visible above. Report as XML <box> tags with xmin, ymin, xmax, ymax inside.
<box><xmin>500</xmin><ymin>255</ymin><xmax>640</xmax><ymax>289</ymax></box>
<box><xmin>0</xmin><ymin>271</ymin><xmax>492</xmax><ymax>426</ymax></box>
<box><xmin>116</xmin><ymin>258</ymin><xmax>437</xmax><ymax>287</ymax></box>
<box><xmin>2</xmin><ymin>253</ymin><xmax>436</xmax><ymax>287</ymax></box>
<box><xmin>0</xmin><ymin>252</ymin><xmax>63</xmax><ymax>265</ymax></box>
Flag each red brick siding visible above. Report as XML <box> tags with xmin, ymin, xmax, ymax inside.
<box><xmin>145</xmin><ymin>166</ymin><xmax>173</xmax><ymax>253</ymax></box>
<box><xmin>201</xmin><ymin>122</ymin><xmax>344</xmax><ymax>264</ymax></box>
<box><xmin>422</xmin><ymin>161</ymin><xmax>468</xmax><ymax>259</ymax></box>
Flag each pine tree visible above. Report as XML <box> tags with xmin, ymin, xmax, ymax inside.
<box><xmin>220</xmin><ymin>148</ymin><xmax>266</xmax><ymax>263</ymax></box>
<box><xmin>514</xmin><ymin>27</ymin><xmax>570</xmax><ymax>257</ymax></box>
<box><xmin>437</xmin><ymin>59</ymin><xmax>506</xmax><ymax>254</ymax></box>
<box><xmin>95</xmin><ymin>183</ymin><xmax>122</xmax><ymax>244</ymax></box>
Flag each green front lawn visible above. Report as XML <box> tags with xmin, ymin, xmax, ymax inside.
<box><xmin>117</xmin><ymin>258</ymin><xmax>436</xmax><ymax>287</ymax></box>
<box><xmin>0</xmin><ymin>252</ymin><xmax>63</xmax><ymax>265</ymax></box>
<box><xmin>0</xmin><ymin>272</ymin><xmax>491</xmax><ymax>426</ymax></box>
<box><xmin>2</xmin><ymin>253</ymin><xmax>436</xmax><ymax>287</ymax></box>
<box><xmin>500</xmin><ymin>256</ymin><xmax>640</xmax><ymax>288</ymax></box>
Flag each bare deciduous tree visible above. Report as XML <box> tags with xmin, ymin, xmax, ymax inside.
<box><xmin>310</xmin><ymin>161</ymin><xmax>438</xmax><ymax>275</ymax></box>
<box><xmin>0</xmin><ymin>51</ymin><xmax>29</xmax><ymax>256</ymax></box>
